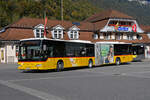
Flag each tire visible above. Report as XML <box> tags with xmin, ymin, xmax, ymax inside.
<box><xmin>88</xmin><ymin>60</ymin><xmax>93</xmax><ymax>68</ymax></box>
<box><xmin>116</xmin><ymin>58</ymin><xmax>121</xmax><ymax>65</ymax></box>
<box><xmin>57</xmin><ymin>61</ymin><xmax>64</xmax><ymax>72</ymax></box>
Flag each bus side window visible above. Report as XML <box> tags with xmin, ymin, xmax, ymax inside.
<box><xmin>86</xmin><ymin>45</ymin><xmax>94</xmax><ymax>57</ymax></box>
<box><xmin>54</xmin><ymin>44</ymin><xmax>65</xmax><ymax>57</ymax></box>
<box><xmin>66</xmin><ymin>43</ymin><xmax>75</xmax><ymax>57</ymax></box>
<box><xmin>80</xmin><ymin>48</ymin><xmax>86</xmax><ymax>56</ymax></box>
<box><xmin>47</xmin><ymin>47</ymin><xmax>53</xmax><ymax>57</ymax></box>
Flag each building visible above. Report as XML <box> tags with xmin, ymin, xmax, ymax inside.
<box><xmin>0</xmin><ymin>9</ymin><xmax>150</xmax><ymax>63</ymax></box>
<box><xmin>140</xmin><ymin>25</ymin><xmax>150</xmax><ymax>58</ymax></box>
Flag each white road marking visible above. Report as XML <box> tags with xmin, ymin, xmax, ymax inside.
<box><xmin>0</xmin><ymin>80</ymin><xmax>64</xmax><ymax>100</ymax></box>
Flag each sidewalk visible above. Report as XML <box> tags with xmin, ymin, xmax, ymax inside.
<box><xmin>0</xmin><ymin>63</ymin><xmax>18</xmax><ymax>69</ymax></box>
<box><xmin>142</xmin><ymin>58</ymin><xmax>150</xmax><ymax>62</ymax></box>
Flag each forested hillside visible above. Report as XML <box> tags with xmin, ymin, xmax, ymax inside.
<box><xmin>87</xmin><ymin>0</ymin><xmax>150</xmax><ymax>25</ymax></box>
<box><xmin>1</xmin><ymin>0</ymin><xmax>149</xmax><ymax>28</ymax></box>
<box><xmin>0</xmin><ymin>0</ymin><xmax>100</xmax><ymax>28</ymax></box>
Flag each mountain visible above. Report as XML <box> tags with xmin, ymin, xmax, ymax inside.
<box><xmin>128</xmin><ymin>0</ymin><xmax>150</xmax><ymax>5</ymax></box>
<box><xmin>87</xmin><ymin>0</ymin><xmax>150</xmax><ymax>25</ymax></box>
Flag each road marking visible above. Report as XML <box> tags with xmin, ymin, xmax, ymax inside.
<box><xmin>0</xmin><ymin>80</ymin><xmax>64</xmax><ymax>100</ymax></box>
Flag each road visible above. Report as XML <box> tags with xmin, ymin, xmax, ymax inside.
<box><xmin>0</xmin><ymin>61</ymin><xmax>150</xmax><ymax>100</ymax></box>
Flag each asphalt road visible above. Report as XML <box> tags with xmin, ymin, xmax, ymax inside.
<box><xmin>0</xmin><ymin>60</ymin><xmax>150</xmax><ymax>100</ymax></box>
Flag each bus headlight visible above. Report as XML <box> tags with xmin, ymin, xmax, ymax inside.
<box><xmin>36</xmin><ymin>64</ymin><xmax>42</xmax><ymax>67</ymax></box>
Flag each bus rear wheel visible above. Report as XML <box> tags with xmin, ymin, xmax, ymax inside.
<box><xmin>88</xmin><ymin>60</ymin><xmax>93</xmax><ymax>68</ymax></box>
<box><xmin>57</xmin><ymin>61</ymin><xmax>64</xmax><ymax>72</ymax></box>
<box><xmin>116</xmin><ymin>58</ymin><xmax>121</xmax><ymax>65</ymax></box>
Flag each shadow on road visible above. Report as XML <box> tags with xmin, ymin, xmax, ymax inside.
<box><xmin>21</xmin><ymin>62</ymin><xmax>132</xmax><ymax>73</ymax></box>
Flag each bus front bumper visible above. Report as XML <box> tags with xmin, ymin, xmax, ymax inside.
<box><xmin>17</xmin><ymin>63</ymin><xmax>44</xmax><ymax>70</ymax></box>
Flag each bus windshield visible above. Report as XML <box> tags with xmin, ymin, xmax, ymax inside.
<box><xmin>18</xmin><ymin>40</ymin><xmax>46</xmax><ymax>61</ymax></box>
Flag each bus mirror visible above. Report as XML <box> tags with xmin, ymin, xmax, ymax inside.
<box><xmin>43</xmin><ymin>45</ymin><xmax>47</xmax><ymax>51</ymax></box>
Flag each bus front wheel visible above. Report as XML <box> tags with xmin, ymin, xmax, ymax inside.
<box><xmin>88</xmin><ymin>60</ymin><xmax>93</xmax><ymax>68</ymax></box>
<box><xmin>57</xmin><ymin>61</ymin><xmax>64</xmax><ymax>72</ymax></box>
<box><xmin>116</xmin><ymin>58</ymin><xmax>121</xmax><ymax>65</ymax></box>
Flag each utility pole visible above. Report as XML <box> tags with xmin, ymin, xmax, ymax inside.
<box><xmin>61</xmin><ymin>0</ymin><xmax>63</xmax><ymax>21</ymax></box>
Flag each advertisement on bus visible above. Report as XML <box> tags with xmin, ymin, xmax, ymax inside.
<box><xmin>100</xmin><ymin>44</ymin><xmax>114</xmax><ymax>64</ymax></box>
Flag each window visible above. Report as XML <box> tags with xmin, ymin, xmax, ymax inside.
<box><xmin>137</xmin><ymin>34</ymin><xmax>142</xmax><ymax>40</ymax></box>
<box><xmin>111</xmin><ymin>33</ymin><xmax>115</xmax><ymax>40</ymax></box>
<box><xmin>69</xmin><ymin>30</ymin><xmax>79</xmax><ymax>39</ymax></box>
<box><xmin>127</xmin><ymin>34</ymin><xmax>133</xmax><ymax>40</ymax></box>
<box><xmin>53</xmin><ymin>29</ymin><xmax>63</xmax><ymax>39</ymax></box>
<box><xmin>104</xmin><ymin>33</ymin><xmax>111</xmax><ymax>40</ymax></box>
<box><xmin>108</xmin><ymin>20</ymin><xmax>133</xmax><ymax>27</ymax></box>
<box><xmin>114</xmin><ymin>44</ymin><xmax>132</xmax><ymax>55</ymax></box>
<box><xmin>36</xmin><ymin>29</ymin><xmax>40</xmax><ymax>38</ymax></box>
<box><xmin>92</xmin><ymin>34</ymin><xmax>98</xmax><ymax>40</ymax></box>
<box><xmin>34</xmin><ymin>24</ymin><xmax>45</xmax><ymax>38</ymax></box>
<box><xmin>35</xmin><ymin>29</ymin><xmax>44</xmax><ymax>38</ymax></box>
<box><xmin>68</xmin><ymin>26</ymin><xmax>80</xmax><ymax>39</ymax></box>
<box><xmin>65</xmin><ymin>43</ymin><xmax>94</xmax><ymax>57</ymax></box>
<box><xmin>123</xmin><ymin>33</ymin><xmax>128</xmax><ymax>40</ymax></box>
<box><xmin>52</xmin><ymin>25</ymin><xmax>64</xmax><ymax>39</ymax></box>
<box><xmin>116</xmin><ymin>33</ymin><xmax>122</xmax><ymax>40</ymax></box>
<box><xmin>100</xmin><ymin>33</ymin><xmax>104</xmax><ymax>39</ymax></box>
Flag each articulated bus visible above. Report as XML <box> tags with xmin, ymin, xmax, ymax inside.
<box><xmin>18</xmin><ymin>38</ymin><xmax>133</xmax><ymax>71</ymax></box>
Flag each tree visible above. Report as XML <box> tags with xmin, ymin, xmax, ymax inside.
<box><xmin>0</xmin><ymin>0</ymin><xmax>101</xmax><ymax>28</ymax></box>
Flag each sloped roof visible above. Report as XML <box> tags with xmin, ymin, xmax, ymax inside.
<box><xmin>0</xmin><ymin>17</ymin><xmax>94</xmax><ymax>40</ymax></box>
<box><xmin>10</xmin><ymin>17</ymin><xmax>94</xmax><ymax>30</ymax></box>
<box><xmin>140</xmin><ymin>25</ymin><xmax>150</xmax><ymax>32</ymax></box>
<box><xmin>84</xmin><ymin>9</ymin><xmax>133</xmax><ymax>23</ymax></box>
<box><xmin>93</xmin><ymin>20</ymin><xmax>108</xmax><ymax>30</ymax></box>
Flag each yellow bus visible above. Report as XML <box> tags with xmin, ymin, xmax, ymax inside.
<box><xmin>95</xmin><ymin>42</ymin><xmax>133</xmax><ymax>66</ymax></box>
<box><xmin>18</xmin><ymin>38</ymin><xmax>95</xmax><ymax>71</ymax></box>
<box><xmin>18</xmin><ymin>39</ymin><xmax>133</xmax><ymax>71</ymax></box>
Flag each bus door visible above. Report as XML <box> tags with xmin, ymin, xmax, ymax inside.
<box><xmin>66</xmin><ymin>43</ymin><xmax>82</xmax><ymax>67</ymax></box>
<box><xmin>95</xmin><ymin>44</ymin><xmax>101</xmax><ymax>66</ymax></box>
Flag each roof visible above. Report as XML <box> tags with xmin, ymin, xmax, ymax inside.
<box><xmin>84</xmin><ymin>9</ymin><xmax>133</xmax><ymax>23</ymax></box>
<box><xmin>140</xmin><ymin>25</ymin><xmax>150</xmax><ymax>32</ymax></box>
<box><xmin>10</xmin><ymin>17</ymin><xmax>94</xmax><ymax>31</ymax></box>
<box><xmin>93</xmin><ymin>20</ymin><xmax>108</xmax><ymax>30</ymax></box>
<box><xmin>0</xmin><ymin>17</ymin><xmax>94</xmax><ymax>40</ymax></box>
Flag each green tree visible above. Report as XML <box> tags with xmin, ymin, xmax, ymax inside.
<box><xmin>0</xmin><ymin>0</ymin><xmax>101</xmax><ymax>28</ymax></box>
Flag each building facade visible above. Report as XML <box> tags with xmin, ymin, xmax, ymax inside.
<box><xmin>0</xmin><ymin>9</ymin><xmax>150</xmax><ymax>63</ymax></box>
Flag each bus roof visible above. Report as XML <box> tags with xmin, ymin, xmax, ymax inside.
<box><xmin>96</xmin><ymin>41</ymin><xmax>132</xmax><ymax>44</ymax></box>
<box><xmin>20</xmin><ymin>38</ymin><xmax>92</xmax><ymax>44</ymax></box>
